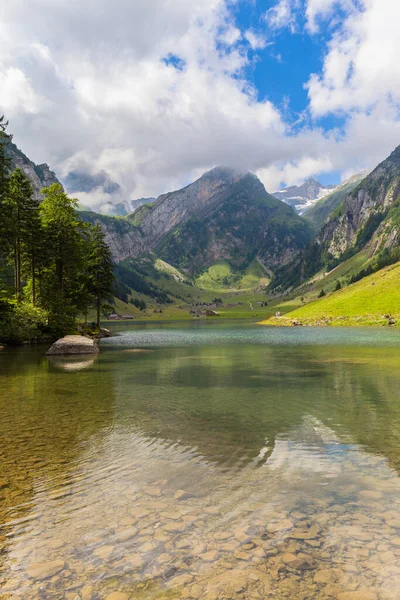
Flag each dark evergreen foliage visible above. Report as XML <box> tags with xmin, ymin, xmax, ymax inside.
<box><xmin>0</xmin><ymin>133</ymin><xmax>115</xmax><ymax>343</ymax></box>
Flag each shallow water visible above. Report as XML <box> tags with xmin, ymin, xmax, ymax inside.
<box><xmin>1</xmin><ymin>322</ymin><xmax>400</xmax><ymax>599</ymax></box>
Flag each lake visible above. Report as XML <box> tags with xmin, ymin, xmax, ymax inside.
<box><xmin>1</xmin><ymin>321</ymin><xmax>400</xmax><ymax>599</ymax></box>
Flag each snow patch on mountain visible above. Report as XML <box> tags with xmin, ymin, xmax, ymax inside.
<box><xmin>273</xmin><ymin>177</ymin><xmax>337</xmax><ymax>214</ymax></box>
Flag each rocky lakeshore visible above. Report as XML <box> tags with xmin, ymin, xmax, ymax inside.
<box><xmin>261</xmin><ymin>315</ymin><xmax>400</xmax><ymax>327</ymax></box>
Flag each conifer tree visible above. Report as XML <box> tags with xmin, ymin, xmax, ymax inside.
<box><xmin>0</xmin><ymin>117</ymin><xmax>12</xmax><ymax>301</ymax></box>
<box><xmin>87</xmin><ymin>224</ymin><xmax>114</xmax><ymax>328</ymax></box>
<box><xmin>0</xmin><ymin>116</ymin><xmax>11</xmax><ymax>201</ymax></box>
<box><xmin>0</xmin><ymin>121</ymin><xmax>117</xmax><ymax>343</ymax></box>
<box><xmin>3</xmin><ymin>168</ymin><xmax>38</xmax><ymax>302</ymax></box>
<box><xmin>39</xmin><ymin>184</ymin><xmax>85</xmax><ymax>332</ymax></box>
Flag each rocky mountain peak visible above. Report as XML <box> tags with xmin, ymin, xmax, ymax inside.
<box><xmin>6</xmin><ymin>142</ymin><xmax>61</xmax><ymax>200</ymax></box>
<box><xmin>387</xmin><ymin>144</ymin><xmax>400</xmax><ymax>165</ymax></box>
<box><xmin>273</xmin><ymin>176</ymin><xmax>336</xmax><ymax>215</ymax></box>
<box><xmin>202</xmin><ymin>165</ymin><xmax>246</xmax><ymax>182</ymax></box>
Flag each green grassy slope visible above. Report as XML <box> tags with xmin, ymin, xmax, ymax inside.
<box><xmin>262</xmin><ymin>262</ymin><xmax>400</xmax><ymax>326</ymax></box>
<box><xmin>195</xmin><ymin>259</ymin><xmax>269</xmax><ymax>292</ymax></box>
<box><xmin>95</xmin><ymin>256</ymin><xmax>275</xmax><ymax>322</ymax></box>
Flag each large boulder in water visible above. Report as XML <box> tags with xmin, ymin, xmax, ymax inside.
<box><xmin>46</xmin><ymin>335</ymin><xmax>99</xmax><ymax>356</ymax></box>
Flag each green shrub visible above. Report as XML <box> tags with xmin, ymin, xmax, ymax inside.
<box><xmin>0</xmin><ymin>302</ymin><xmax>49</xmax><ymax>345</ymax></box>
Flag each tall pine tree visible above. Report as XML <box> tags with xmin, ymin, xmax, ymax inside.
<box><xmin>0</xmin><ymin>116</ymin><xmax>11</xmax><ymax>201</ymax></box>
<box><xmin>87</xmin><ymin>224</ymin><xmax>114</xmax><ymax>328</ymax></box>
<box><xmin>3</xmin><ymin>168</ymin><xmax>38</xmax><ymax>302</ymax></box>
<box><xmin>0</xmin><ymin>117</ymin><xmax>12</xmax><ymax>306</ymax></box>
<box><xmin>0</xmin><ymin>120</ymin><xmax>117</xmax><ymax>343</ymax></box>
<box><xmin>39</xmin><ymin>184</ymin><xmax>85</xmax><ymax>332</ymax></box>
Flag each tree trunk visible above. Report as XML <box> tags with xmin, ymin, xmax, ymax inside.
<box><xmin>16</xmin><ymin>235</ymin><xmax>21</xmax><ymax>303</ymax></box>
<box><xmin>14</xmin><ymin>248</ymin><xmax>18</xmax><ymax>298</ymax></box>
<box><xmin>16</xmin><ymin>208</ymin><xmax>21</xmax><ymax>303</ymax></box>
<box><xmin>32</xmin><ymin>252</ymin><xmax>36</xmax><ymax>305</ymax></box>
<box><xmin>96</xmin><ymin>295</ymin><xmax>101</xmax><ymax>329</ymax></box>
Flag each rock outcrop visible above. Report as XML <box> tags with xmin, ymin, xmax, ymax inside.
<box><xmin>80</xmin><ymin>213</ymin><xmax>144</xmax><ymax>263</ymax></box>
<box><xmin>273</xmin><ymin>177</ymin><xmax>336</xmax><ymax>214</ymax></box>
<box><xmin>318</xmin><ymin>146</ymin><xmax>400</xmax><ymax>260</ymax></box>
<box><xmin>273</xmin><ymin>144</ymin><xmax>400</xmax><ymax>291</ymax></box>
<box><xmin>46</xmin><ymin>335</ymin><xmax>99</xmax><ymax>356</ymax></box>
<box><xmin>83</xmin><ymin>167</ymin><xmax>314</xmax><ymax>276</ymax></box>
<box><xmin>304</xmin><ymin>172</ymin><xmax>369</xmax><ymax>231</ymax></box>
<box><xmin>6</xmin><ymin>142</ymin><xmax>61</xmax><ymax>199</ymax></box>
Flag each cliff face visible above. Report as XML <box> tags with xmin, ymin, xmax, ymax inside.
<box><xmin>80</xmin><ymin>213</ymin><xmax>144</xmax><ymax>263</ymax></box>
<box><xmin>318</xmin><ymin>146</ymin><xmax>400</xmax><ymax>260</ymax></box>
<box><xmin>0</xmin><ymin>141</ymin><xmax>315</xmax><ymax>281</ymax></box>
<box><xmin>304</xmin><ymin>172</ymin><xmax>369</xmax><ymax>232</ymax></box>
<box><xmin>157</xmin><ymin>172</ymin><xmax>313</xmax><ymax>275</ymax></box>
<box><xmin>128</xmin><ymin>167</ymin><xmax>245</xmax><ymax>247</ymax></box>
<box><xmin>271</xmin><ymin>145</ymin><xmax>400</xmax><ymax>292</ymax></box>
<box><xmin>6</xmin><ymin>142</ymin><xmax>61</xmax><ymax>199</ymax></box>
<box><xmin>83</xmin><ymin>167</ymin><xmax>314</xmax><ymax>275</ymax></box>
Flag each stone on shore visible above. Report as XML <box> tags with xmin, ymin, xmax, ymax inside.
<box><xmin>46</xmin><ymin>335</ymin><xmax>99</xmax><ymax>356</ymax></box>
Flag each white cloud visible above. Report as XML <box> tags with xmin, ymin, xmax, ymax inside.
<box><xmin>1</xmin><ymin>0</ymin><xmax>295</xmax><ymax>202</ymax></box>
<box><xmin>257</xmin><ymin>156</ymin><xmax>333</xmax><ymax>191</ymax></box>
<box><xmin>219</xmin><ymin>25</ymin><xmax>242</xmax><ymax>46</ymax></box>
<box><xmin>0</xmin><ymin>0</ymin><xmax>399</xmax><ymax>208</ymax></box>
<box><xmin>264</xmin><ymin>0</ymin><xmax>300</xmax><ymax>32</ymax></box>
<box><xmin>305</xmin><ymin>0</ymin><xmax>355</xmax><ymax>33</ymax></box>
<box><xmin>261</xmin><ymin>0</ymin><xmax>400</xmax><ymax>189</ymax></box>
<box><xmin>244</xmin><ymin>29</ymin><xmax>268</xmax><ymax>50</ymax></box>
<box><xmin>0</xmin><ymin>67</ymin><xmax>47</xmax><ymax>116</ymax></box>
<box><xmin>307</xmin><ymin>0</ymin><xmax>400</xmax><ymax>115</ymax></box>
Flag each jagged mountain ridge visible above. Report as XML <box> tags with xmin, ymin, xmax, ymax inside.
<box><xmin>304</xmin><ymin>171</ymin><xmax>369</xmax><ymax>231</ymax></box>
<box><xmin>129</xmin><ymin>197</ymin><xmax>156</xmax><ymax>213</ymax></box>
<box><xmin>156</xmin><ymin>171</ymin><xmax>314</xmax><ymax>275</ymax></box>
<box><xmin>273</xmin><ymin>177</ymin><xmax>336</xmax><ymax>214</ymax></box>
<box><xmin>6</xmin><ymin>142</ymin><xmax>60</xmax><ymax>199</ymax></box>
<box><xmin>128</xmin><ymin>167</ymin><xmax>245</xmax><ymax>242</ymax></box>
<box><xmin>83</xmin><ymin>167</ymin><xmax>314</xmax><ymax>276</ymax></box>
<box><xmin>319</xmin><ymin>148</ymin><xmax>400</xmax><ymax>260</ymax></box>
<box><xmin>271</xmin><ymin>144</ymin><xmax>400</xmax><ymax>291</ymax></box>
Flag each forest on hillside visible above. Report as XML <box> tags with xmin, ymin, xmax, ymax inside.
<box><xmin>0</xmin><ymin>118</ymin><xmax>115</xmax><ymax>344</ymax></box>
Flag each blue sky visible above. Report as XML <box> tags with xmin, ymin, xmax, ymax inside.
<box><xmin>234</xmin><ymin>1</ymin><xmax>324</xmax><ymax>111</ymax></box>
<box><xmin>1</xmin><ymin>0</ymin><xmax>400</xmax><ymax>210</ymax></box>
<box><xmin>231</xmin><ymin>0</ymin><xmax>346</xmax><ymax>184</ymax></box>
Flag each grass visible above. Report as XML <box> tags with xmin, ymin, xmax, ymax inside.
<box><xmin>261</xmin><ymin>261</ymin><xmax>400</xmax><ymax>326</ymax></box>
<box><xmin>154</xmin><ymin>259</ymin><xmax>188</xmax><ymax>283</ymax></box>
<box><xmin>195</xmin><ymin>259</ymin><xmax>269</xmax><ymax>293</ymax></box>
<box><xmin>270</xmin><ymin>249</ymin><xmax>371</xmax><ymax>315</ymax></box>
<box><xmin>238</xmin><ymin>260</ymin><xmax>270</xmax><ymax>290</ymax></box>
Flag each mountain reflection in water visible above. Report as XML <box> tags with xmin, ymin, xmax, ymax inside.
<box><xmin>1</xmin><ymin>323</ymin><xmax>400</xmax><ymax>599</ymax></box>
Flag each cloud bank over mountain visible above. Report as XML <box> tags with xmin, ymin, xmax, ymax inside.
<box><xmin>1</xmin><ymin>0</ymin><xmax>400</xmax><ymax>211</ymax></box>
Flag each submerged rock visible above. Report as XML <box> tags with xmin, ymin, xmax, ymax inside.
<box><xmin>337</xmin><ymin>592</ymin><xmax>378</xmax><ymax>600</ymax></box>
<box><xmin>174</xmin><ymin>489</ymin><xmax>193</xmax><ymax>501</ymax></box>
<box><xmin>27</xmin><ymin>559</ymin><xmax>65</xmax><ymax>580</ymax></box>
<box><xmin>105</xmin><ymin>593</ymin><xmax>129</xmax><ymax>600</ymax></box>
<box><xmin>46</xmin><ymin>335</ymin><xmax>99</xmax><ymax>356</ymax></box>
